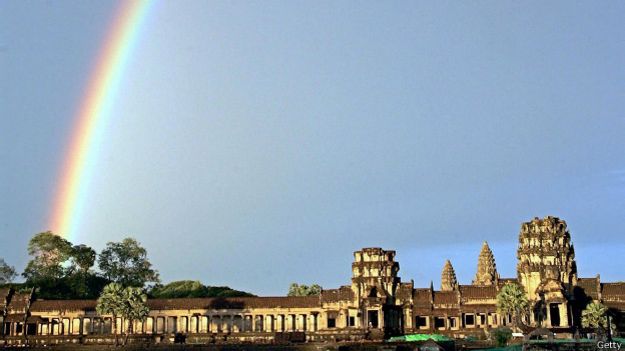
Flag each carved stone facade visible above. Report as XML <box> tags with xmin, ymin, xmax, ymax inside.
<box><xmin>1</xmin><ymin>216</ymin><xmax>623</xmax><ymax>346</ymax></box>
<box><xmin>517</xmin><ymin>216</ymin><xmax>579</xmax><ymax>329</ymax></box>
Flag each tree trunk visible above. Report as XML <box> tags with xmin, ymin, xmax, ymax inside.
<box><xmin>112</xmin><ymin>315</ymin><xmax>118</xmax><ymax>347</ymax></box>
<box><xmin>123</xmin><ymin>320</ymin><xmax>132</xmax><ymax>346</ymax></box>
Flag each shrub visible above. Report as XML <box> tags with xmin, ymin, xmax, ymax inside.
<box><xmin>492</xmin><ymin>327</ymin><xmax>513</xmax><ymax>347</ymax></box>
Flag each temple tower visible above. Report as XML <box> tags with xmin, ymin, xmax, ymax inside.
<box><xmin>351</xmin><ymin>248</ymin><xmax>400</xmax><ymax>300</ymax></box>
<box><xmin>473</xmin><ymin>241</ymin><xmax>499</xmax><ymax>286</ymax></box>
<box><xmin>517</xmin><ymin>216</ymin><xmax>577</xmax><ymax>328</ymax></box>
<box><xmin>441</xmin><ymin>260</ymin><xmax>458</xmax><ymax>291</ymax></box>
<box><xmin>351</xmin><ymin>248</ymin><xmax>401</xmax><ymax>332</ymax></box>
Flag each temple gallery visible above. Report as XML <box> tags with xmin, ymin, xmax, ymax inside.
<box><xmin>1</xmin><ymin>216</ymin><xmax>623</xmax><ymax>346</ymax></box>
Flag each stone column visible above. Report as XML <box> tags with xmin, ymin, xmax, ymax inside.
<box><xmin>210</xmin><ymin>316</ymin><xmax>219</xmax><ymax>333</ymax></box>
<box><xmin>287</xmin><ymin>315</ymin><xmax>294</xmax><ymax>331</ymax></box>
<box><xmin>559</xmin><ymin>303</ymin><xmax>569</xmax><ymax>327</ymax></box>
<box><xmin>276</xmin><ymin>315</ymin><xmax>284</xmax><ymax>332</ymax></box>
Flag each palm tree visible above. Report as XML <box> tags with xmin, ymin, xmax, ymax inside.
<box><xmin>120</xmin><ymin>287</ymin><xmax>149</xmax><ymax>346</ymax></box>
<box><xmin>582</xmin><ymin>302</ymin><xmax>615</xmax><ymax>336</ymax></box>
<box><xmin>496</xmin><ymin>282</ymin><xmax>529</xmax><ymax>330</ymax></box>
<box><xmin>96</xmin><ymin>283</ymin><xmax>125</xmax><ymax>346</ymax></box>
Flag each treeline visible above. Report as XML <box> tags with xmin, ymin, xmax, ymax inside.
<box><xmin>150</xmin><ymin>280</ymin><xmax>254</xmax><ymax>298</ymax></box>
<box><xmin>0</xmin><ymin>231</ymin><xmax>253</xmax><ymax>300</ymax></box>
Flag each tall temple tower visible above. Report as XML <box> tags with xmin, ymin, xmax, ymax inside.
<box><xmin>473</xmin><ymin>241</ymin><xmax>499</xmax><ymax>286</ymax></box>
<box><xmin>351</xmin><ymin>248</ymin><xmax>402</xmax><ymax>333</ymax></box>
<box><xmin>517</xmin><ymin>216</ymin><xmax>577</xmax><ymax>301</ymax></box>
<box><xmin>516</xmin><ymin>216</ymin><xmax>577</xmax><ymax>328</ymax></box>
<box><xmin>351</xmin><ymin>248</ymin><xmax>400</xmax><ymax>300</ymax></box>
<box><xmin>441</xmin><ymin>260</ymin><xmax>459</xmax><ymax>291</ymax></box>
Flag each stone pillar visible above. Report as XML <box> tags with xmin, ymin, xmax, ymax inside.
<box><xmin>210</xmin><ymin>316</ymin><xmax>219</xmax><ymax>333</ymax></box>
<box><xmin>235</xmin><ymin>315</ymin><xmax>239</xmax><ymax>332</ymax></box>
<box><xmin>221</xmin><ymin>316</ymin><xmax>229</xmax><ymax>333</ymax></box>
<box><xmin>83</xmin><ymin>317</ymin><xmax>92</xmax><ymax>335</ymax></box>
<box><xmin>559</xmin><ymin>303</ymin><xmax>569</xmax><ymax>327</ymax></box>
<box><xmin>255</xmin><ymin>315</ymin><xmax>263</xmax><ymax>332</ymax></box>
<box><xmin>276</xmin><ymin>315</ymin><xmax>284</xmax><ymax>332</ymax></box>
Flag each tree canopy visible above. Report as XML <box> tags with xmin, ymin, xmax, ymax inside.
<box><xmin>17</xmin><ymin>231</ymin><xmax>256</xmax><ymax>301</ymax></box>
<box><xmin>582</xmin><ymin>301</ymin><xmax>615</xmax><ymax>334</ymax></box>
<box><xmin>0</xmin><ymin>258</ymin><xmax>17</xmax><ymax>284</ymax></box>
<box><xmin>496</xmin><ymin>282</ymin><xmax>529</xmax><ymax>328</ymax></box>
<box><xmin>96</xmin><ymin>283</ymin><xmax>150</xmax><ymax>346</ymax></box>
<box><xmin>98</xmin><ymin>238</ymin><xmax>160</xmax><ymax>288</ymax></box>
<box><xmin>70</xmin><ymin>244</ymin><xmax>96</xmax><ymax>273</ymax></box>
<box><xmin>287</xmin><ymin>283</ymin><xmax>322</xmax><ymax>296</ymax></box>
<box><xmin>150</xmin><ymin>280</ymin><xmax>255</xmax><ymax>298</ymax></box>
<box><xmin>96</xmin><ymin>283</ymin><xmax>126</xmax><ymax>346</ymax></box>
<box><xmin>20</xmin><ymin>231</ymin><xmax>107</xmax><ymax>299</ymax></box>
<box><xmin>22</xmin><ymin>231</ymin><xmax>73</xmax><ymax>282</ymax></box>
<box><xmin>120</xmin><ymin>286</ymin><xmax>150</xmax><ymax>345</ymax></box>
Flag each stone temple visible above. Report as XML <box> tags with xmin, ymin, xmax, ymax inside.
<box><xmin>1</xmin><ymin>216</ymin><xmax>624</xmax><ymax>346</ymax></box>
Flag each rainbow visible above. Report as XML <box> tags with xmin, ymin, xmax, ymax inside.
<box><xmin>49</xmin><ymin>1</ymin><xmax>153</xmax><ymax>241</ymax></box>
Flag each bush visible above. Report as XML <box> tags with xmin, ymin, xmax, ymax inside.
<box><xmin>492</xmin><ymin>327</ymin><xmax>513</xmax><ymax>347</ymax></box>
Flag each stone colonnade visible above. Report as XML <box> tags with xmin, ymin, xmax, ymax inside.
<box><xmin>9</xmin><ymin>312</ymin><xmax>320</xmax><ymax>337</ymax></box>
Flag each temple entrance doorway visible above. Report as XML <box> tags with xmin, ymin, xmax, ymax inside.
<box><xmin>367</xmin><ymin>311</ymin><xmax>379</xmax><ymax>328</ymax></box>
<box><xmin>549</xmin><ymin>303</ymin><xmax>561</xmax><ymax>327</ymax></box>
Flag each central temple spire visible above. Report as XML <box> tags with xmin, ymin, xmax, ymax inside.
<box><xmin>473</xmin><ymin>241</ymin><xmax>499</xmax><ymax>286</ymax></box>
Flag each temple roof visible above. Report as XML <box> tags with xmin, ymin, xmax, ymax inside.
<box><xmin>413</xmin><ymin>288</ymin><xmax>432</xmax><ymax>304</ymax></box>
<box><xmin>320</xmin><ymin>286</ymin><xmax>353</xmax><ymax>303</ymax></box>
<box><xmin>6</xmin><ymin>292</ymin><xmax>31</xmax><ymax>313</ymax></box>
<box><xmin>148</xmin><ymin>296</ymin><xmax>320</xmax><ymax>310</ymax></box>
<box><xmin>602</xmin><ymin>283</ymin><xmax>625</xmax><ymax>299</ymax></box>
<box><xmin>30</xmin><ymin>299</ymin><xmax>97</xmax><ymax>312</ymax></box>
<box><xmin>576</xmin><ymin>277</ymin><xmax>600</xmax><ymax>300</ymax></box>
<box><xmin>433</xmin><ymin>291</ymin><xmax>458</xmax><ymax>305</ymax></box>
<box><xmin>459</xmin><ymin>285</ymin><xmax>497</xmax><ymax>299</ymax></box>
<box><xmin>396</xmin><ymin>283</ymin><xmax>414</xmax><ymax>300</ymax></box>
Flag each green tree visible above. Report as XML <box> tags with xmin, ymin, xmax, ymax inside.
<box><xmin>496</xmin><ymin>282</ymin><xmax>529</xmax><ymax>329</ymax></box>
<box><xmin>0</xmin><ymin>258</ymin><xmax>17</xmax><ymax>284</ymax></box>
<box><xmin>287</xmin><ymin>283</ymin><xmax>322</xmax><ymax>296</ymax></box>
<box><xmin>96</xmin><ymin>283</ymin><xmax>125</xmax><ymax>346</ymax></box>
<box><xmin>21</xmin><ymin>232</ymin><xmax>104</xmax><ymax>299</ymax></box>
<box><xmin>22</xmin><ymin>231</ymin><xmax>73</xmax><ymax>282</ymax></box>
<box><xmin>98</xmin><ymin>238</ymin><xmax>160</xmax><ymax>287</ymax></box>
<box><xmin>582</xmin><ymin>302</ymin><xmax>615</xmax><ymax>335</ymax></box>
<box><xmin>120</xmin><ymin>287</ymin><xmax>149</xmax><ymax>345</ymax></box>
<box><xmin>70</xmin><ymin>244</ymin><xmax>96</xmax><ymax>273</ymax></box>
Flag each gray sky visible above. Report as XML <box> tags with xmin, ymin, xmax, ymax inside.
<box><xmin>1</xmin><ymin>1</ymin><xmax>624</xmax><ymax>296</ymax></box>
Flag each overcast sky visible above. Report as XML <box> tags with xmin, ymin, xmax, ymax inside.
<box><xmin>2</xmin><ymin>1</ymin><xmax>624</xmax><ymax>296</ymax></box>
